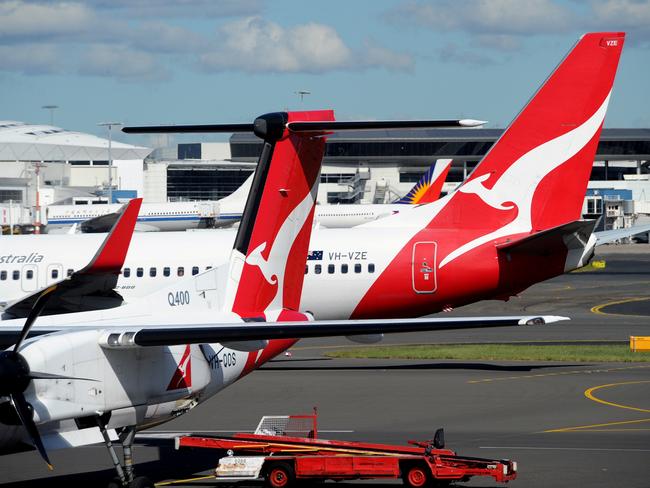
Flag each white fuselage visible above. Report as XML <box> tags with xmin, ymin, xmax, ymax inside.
<box><xmin>45</xmin><ymin>201</ymin><xmax>228</xmax><ymax>232</ymax></box>
<box><xmin>0</xmin><ymin>226</ymin><xmax>403</xmax><ymax>320</ymax></box>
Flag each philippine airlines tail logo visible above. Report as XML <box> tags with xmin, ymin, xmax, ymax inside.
<box><xmin>395</xmin><ymin>159</ymin><xmax>452</xmax><ymax>205</ymax></box>
<box><xmin>167</xmin><ymin>345</ymin><xmax>192</xmax><ymax>390</ymax></box>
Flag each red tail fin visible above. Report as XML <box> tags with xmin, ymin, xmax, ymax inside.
<box><xmin>225</xmin><ymin>110</ymin><xmax>334</xmax><ymax>317</ymax></box>
<box><xmin>435</xmin><ymin>32</ymin><xmax>624</xmax><ymax>267</ymax></box>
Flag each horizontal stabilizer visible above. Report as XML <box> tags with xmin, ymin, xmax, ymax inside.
<box><xmin>3</xmin><ymin>199</ymin><xmax>141</xmax><ymax>318</ymax></box>
<box><xmin>595</xmin><ymin>223</ymin><xmax>650</xmax><ymax>245</ymax></box>
<box><xmin>496</xmin><ymin>220</ymin><xmax>596</xmax><ymax>255</ymax></box>
<box><xmin>123</xmin><ymin>119</ymin><xmax>484</xmax><ymax>134</ymax></box>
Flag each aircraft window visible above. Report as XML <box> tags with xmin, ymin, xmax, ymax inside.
<box><xmin>26</xmin><ymin>270</ymin><xmax>33</xmax><ymax>280</ymax></box>
<box><xmin>136</xmin><ymin>267</ymin><xmax>143</xmax><ymax>278</ymax></box>
<box><xmin>51</xmin><ymin>269</ymin><xmax>59</xmax><ymax>279</ymax></box>
<box><xmin>150</xmin><ymin>267</ymin><xmax>157</xmax><ymax>277</ymax></box>
<box><xmin>341</xmin><ymin>264</ymin><xmax>348</xmax><ymax>274</ymax></box>
<box><xmin>368</xmin><ymin>263</ymin><xmax>375</xmax><ymax>273</ymax></box>
<box><xmin>328</xmin><ymin>264</ymin><xmax>335</xmax><ymax>274</ymax></box>
<box><xmin>315</xmin><ymin>264</ymin><xmax>322</xmax><ymax>274</ymax></box>
<box><xmin>67</xmin><ymin>269</ymin><xmax>74</xmax><ymax>277</ymax></box>
<box><xmin>0</xmin><ymin>271</ymin><xmax>6</xmax><ymax>280</ymax></box>
<box><xmin>12</xmin><ymin>270</ymin><xmax>19</xmax><ymax>280</ymax></box>
<box><xmin>123</xmin><ymin>268</ymin><xmax>131</xmax><ymax>278</ymax></box>
<box><xmin>192</xmin><ymin>266</ymin><xmax>199</xmax><ymax>276</ymax></box>
<box><xmin>178</xmin><ymin>267</ymin><xmax>185</xmax><ymax>277</ymax></box>
<box><xmin>305</xmin><ymin>265</ymin><xmax>308</xmax><ymax>275</ymax></box>
<box><xmin>163</xmin><ymin>267</ymin><xmax>170</xmax><ymax>277</ymax></box>
<box><xmin>206</xmin><ymin>266</ymin><xmax>212</xmax><ymax>270</ymax></box>
<box><xmin>354</xmin><ymin>263</ymin><xmax>361</xmax><ymax>273</ymax></box>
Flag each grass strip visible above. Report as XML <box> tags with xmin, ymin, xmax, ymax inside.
<box><xmin>325</xmin><ymin>344</ymin><xmax>650</xmax><ymax>362</ymax></box>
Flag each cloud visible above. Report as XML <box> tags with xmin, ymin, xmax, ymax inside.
<box><xmin>438</xmin><ymin>43</ymin><xmax>495</xmax><ymax>66</ymax></box>
<box><xmin>84</xmin><ymin>0</ymin><xmax>264</xmax><ymax>18</ymax></box>
<box><xmin>0</xmin><ymin>1</ymin><xmax>94</xmax><ymax>41</ymax></box>
<box><xmin>0</xmin><ymin>43</ymin><xmax>66</xmax><ymax>74</ymax></box>
<box><xmin>78</xmin><ymin>44</ymin><xmax>169</xmax><ymax>81</ymax></box>
<box><xmin>387</xmin><ymin>0</ymin><xmax>572</xmax><ymax>36</ymax></box>
<box><xmin>588</xmin><ymin>0</ymin><xmax>650</xmax><ymax>42</ymax></box>
<box><xmin>199</xmin><ymin>17</ymin><xmax>412</xmax><ymax>74</ymax></box>
<box><xmin>0</xmin><ymin>2</ymin><xmax>413</xmax><ymax>79</ymax></box>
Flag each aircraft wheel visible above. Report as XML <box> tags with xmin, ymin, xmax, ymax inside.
<box><xmin>129</xmin><ymin>476</ymin><xmax>155</xmax><ymax>488</ymax></box>
<box><xmin>106</xmin><ymin>477</ymin><xmax>123</xmax><ymax>488</ymax></box>
<box><xmin>266</xmin><ymin>462</ymin><xmax>294</xmax><ymax>488</ymax></box>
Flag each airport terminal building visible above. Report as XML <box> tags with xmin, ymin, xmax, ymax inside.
<box><xmin>2</xmin><ymin>120</ymin><xmax>650</xmax><ymax>233</ymax></box>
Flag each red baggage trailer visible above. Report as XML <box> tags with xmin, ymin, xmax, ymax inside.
<box><xmin>175</xmin><ymin>412</ymin><xmax>517</xmax><ymax>487</ymax></box>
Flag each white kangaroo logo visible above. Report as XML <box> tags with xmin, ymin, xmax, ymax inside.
<box><xmin>439</xmin><ymin>91</ymin><xmax>611</xmax><ymax>268</ymax></box>
<box><xmin>244</xmin><ymin>180</ymin><xmax>318</xmax><ymax>312</ymax></box>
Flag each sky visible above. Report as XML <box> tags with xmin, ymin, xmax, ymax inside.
<box><xmin>1</xmin><ymin>0</ymin><xmax>649</xmax><ymax>147</ymax></box>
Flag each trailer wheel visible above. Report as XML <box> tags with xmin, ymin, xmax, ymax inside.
<box><xmin>266</xmin><ymin>462</ymin><xmax>294</xmax><ymax>488</ymax></box>
<box><xmin>403</xmin><ymin>464</ymin><xmax>430</xmax><ymax>488</ymax></box>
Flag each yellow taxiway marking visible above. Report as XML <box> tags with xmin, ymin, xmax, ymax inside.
<box><xmin>544</xmin><ymin>380</ymin><xmax>650</xmax><ymax>433</ymax></box>
<box><xmin>545</xmin><ymin>417</ymin><xmax>650</xmax><ymax>433</ymax></box>
<box><xmin>155</xmin><ymin>475</ymin><xmax>215</xmax><ymax>486</ymax></box>
<box><xmin>467</xmin><ymin>364</ymin><xmax>650</xmax><ymax>384</ymax></box>
<box><xmin>590</xmin><ymin>296</ymin><xmax>650</xmax><ymax>317</ymax></box>
<box><xmin>584</xmin><ymin>380</ymin><xmax>650</xmax><ymax>413</ymax></box>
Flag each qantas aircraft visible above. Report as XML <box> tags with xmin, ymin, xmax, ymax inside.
<box><xmin>0</xmin><ymin>31</ymin><xmax>627</xmax><ymax>327</ymax></box>
<box><xmin>0</xmin><ymin>32</ymin><xmax>633</xmax><ymax>326</ymax></box>
<box><xmin>0</xmin><ymin>104</ymin><xmax>558</xmax><ymax>488</ymax></box>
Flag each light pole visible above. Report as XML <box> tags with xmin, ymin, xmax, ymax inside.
<box><xmin>41</xmin><ymin>105</ymin><xmax>58</xmax><ymax>125</ymax></box>
<box><xmin>295</xmin><ymin>90</ymin><xmax>311</xmax><ymax>103</ymax></box>
<box><xmin>98</xmin><ymin>122</ymin><xmax>122</xmax><ymax>204</ymax></box>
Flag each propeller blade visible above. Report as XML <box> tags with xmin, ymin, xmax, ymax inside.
<box><xmin>14</xmin><ymin>285</ymin><xmax>57</xmax><ymax>352</ymax></box>
<box><xmin>28</xmin><ymin>371</ymin><xmax>97</xmax><ymax>381</ymax></box>
<box><xmin>11</xmin><ymin>393</ymin><xmax>53</xmax><ymax>470</ymax></box>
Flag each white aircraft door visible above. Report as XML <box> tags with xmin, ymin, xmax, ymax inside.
<box><xmin>47</xmin><ymin>263</ymin><xmax>63</xmax><ymax>285</ymax></box>
<box><xmin>411</xmin><ymin>242</ymin><xmax>437</xmax><ymax>294</ymax></box>
<box><xmin>21</xmin><ymin>264</ymin><xmax>38</xmax><ymax>293</ymax></box>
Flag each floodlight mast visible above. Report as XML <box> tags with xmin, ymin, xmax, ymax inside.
<box><xmin>41</xmin><ymin>105</ymin><xmax>58</xmax><ymax>125</ymax></box>
<box><xmin>98</xmin><ymin>122</ymin><xmax>123</xmax><ymax>204</ymax></box>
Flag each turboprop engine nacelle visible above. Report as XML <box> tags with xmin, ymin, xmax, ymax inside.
<box><xmin>18</xmin><ymin>330</ymin><xmax>211</xmax><ymax>425</ymax></box>
<box><xmin>346</xmin><ymin>334</ymin><xmax>384</xmax><ymax>344</ymax></box>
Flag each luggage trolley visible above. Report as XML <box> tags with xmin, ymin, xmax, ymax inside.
<box><xmin>175</xmin><ymin>410</ymin><xmax>517</xmax><ymax>487</ymax></box>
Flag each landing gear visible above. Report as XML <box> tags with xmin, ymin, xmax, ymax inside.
<box><xmin>98</xmin><ymin>420</ymin><xmax>154</xmax><ymax>488</ymax></box>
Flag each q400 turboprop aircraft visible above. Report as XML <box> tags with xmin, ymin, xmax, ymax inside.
<box><xmin>0</xmin><ymin>105</ymin><xmax>571</xmax><ymax>488</ymax></box>
<box><xmin>0</xmin><ymin>31</ymin><xmax>627</xmax><ymax>327</ymax></box>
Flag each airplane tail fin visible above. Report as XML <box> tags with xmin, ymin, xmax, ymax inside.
<box><xmin>223</xmin><ymin>111</ymin><xmax>334</xmax><ymax>317</ymax></box>
<box><xmin>394</xmin><ymin>159</ymin><xmax>452</xmax><ymax>204</ymax></box>
<box><xmin>219</xmin><ymin>172</ymin><xmax>254</xmax><ymax>204</ymax></box>
<box><xmin>435</xmin><ymin>32</ymin><xmax>624</xmax><ymax>266</ymax></box>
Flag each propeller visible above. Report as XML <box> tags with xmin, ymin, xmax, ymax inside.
<box><xmin>0</xmin><ymin>285</ymin><xmax>57</xmax><ymax>470</ymax></box>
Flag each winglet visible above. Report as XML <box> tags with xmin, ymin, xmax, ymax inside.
<box><xmin>80</xmin><ymin>198</ymin><xmax>142</xmax><ymax>274</ymax></box>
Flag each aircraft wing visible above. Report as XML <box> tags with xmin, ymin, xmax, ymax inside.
<box><xmin>100</xmin><ymin>315</ymin><xmax>568</xmax><ymax>348</ymax></box>
<box><xmin>2</xmin><ymin>199</ymin><xmax>142</xmax><ymax>319</ymax></box>
<box><xmin>595</xmin><ymin>223</ymin><xmax>650</xmax><ymax>245</ymax></box>
<box><xmin>0</xmin><ymin>315</ymin><xmax>567</xmax><ymax>350</ymax></box>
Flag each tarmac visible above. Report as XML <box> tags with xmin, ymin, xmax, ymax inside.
<box><xmin>1</xmin><ymin>245</ymin><xmax>649</xmax><ymax>487</ymax></box>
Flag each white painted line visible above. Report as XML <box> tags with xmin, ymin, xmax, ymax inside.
<box><xmin>480</xmin><ymin>446</ymin><xmax>650</xmax><ymax>452</ymax></box>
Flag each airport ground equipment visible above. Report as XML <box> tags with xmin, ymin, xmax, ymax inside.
<box><xmin>175</xmin><ymin>412</ymin><xmax>517</xmax><ymax>487</ymax></box>
<box><xmin>630</xmin><ymin>336</ymin><xmax>650</xmax><ymax>352</ymax></box>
